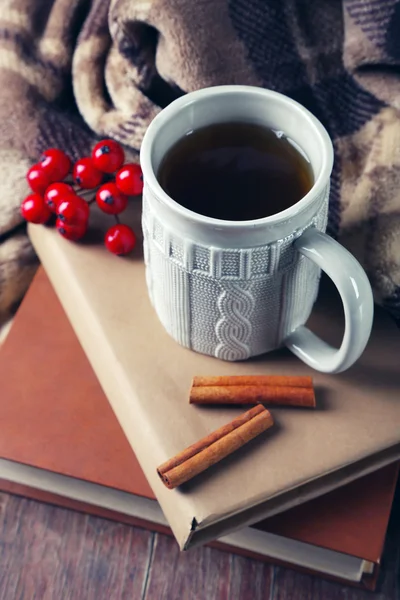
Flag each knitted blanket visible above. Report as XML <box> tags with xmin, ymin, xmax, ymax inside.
<box><xmin>1</xmin><ymin>0</ymin><xmax>400</xmax><ymax>326</ymax></box>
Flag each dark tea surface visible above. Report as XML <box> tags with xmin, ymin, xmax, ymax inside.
<box><xmin>157</xmin><ymin>122</ymin><xmax>313</xmax><ymax>221</ymax></box>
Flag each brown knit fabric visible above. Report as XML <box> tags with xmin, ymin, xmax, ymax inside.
<box><xmin>1</xmin><ymin>0</ymin><xmax>400</xmax><ymax>325</ymax></box>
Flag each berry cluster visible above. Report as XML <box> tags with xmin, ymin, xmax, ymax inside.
<box><xmin>21</xmin><ymin>140</ymin><xmax>143</xmax><ymax>255</ymax></box>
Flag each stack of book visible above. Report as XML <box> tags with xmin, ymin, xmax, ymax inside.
<box><xmin>1</xmin><ymin>200</ymin><xmax>400</xmax><ymax>590</ymax></box>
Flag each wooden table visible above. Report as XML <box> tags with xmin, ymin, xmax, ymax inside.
<box><xmin>0</xmin><ymin>487</ymin><xmax>399</xmax><ymax>600</ymax></box>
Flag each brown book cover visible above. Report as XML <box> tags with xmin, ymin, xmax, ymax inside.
<box><xmin>0</xmin><ymin>268</ymin><xmax>398</xmax><ymax>590</ymax></box>
<box><xmin>28</xmin><ymin>205</ymin><xmax>400</xmax><ymax>551</ymax></box>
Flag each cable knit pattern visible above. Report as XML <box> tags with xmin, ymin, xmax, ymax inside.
<box><xmin>215</xmin><ymin>284</ymin><xmax>256</xmax><ymax>361</ymax></box>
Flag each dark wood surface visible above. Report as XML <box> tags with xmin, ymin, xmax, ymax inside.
<box><xmin>0</xmin><ymin>488</ymin><xmax>399</xmax><ymax>600</ymax></box>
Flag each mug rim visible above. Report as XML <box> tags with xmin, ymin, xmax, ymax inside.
<box><xmin>140</xmin><ymin>85</ymin><xmax>334</xmax><ymax>229</ymax></box>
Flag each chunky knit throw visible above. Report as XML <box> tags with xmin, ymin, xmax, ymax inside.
<box><xmin>1</xmin><ymin>0</ymin><xmax>400</xmax><ymax>325</ymax></box>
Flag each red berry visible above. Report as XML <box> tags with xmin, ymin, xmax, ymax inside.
<box><xmin>27</xmin><ymin>164</ymin><xmax>51</xmax><ymax>195</ymax></box>
<box><xmin>44</xmin><ymin>182</ymin><xmax>74</xmax><ymax>213</ymax></box>
<box><xmin>73</xmin><ymin>157</ymin><xmax>103</xmax><ymax>189</ymax></box>
<box><xmin>116</xmin><ymin>163</ymin><xmax>143</xmax><ymax>196</ymax></box>
<box><xmin>92</xmin><ymin>139</ymin><xmax>125</xmax><ymax>173</ymax></box>
<box><xmin>57</xmin><ymin>194</ymin><xmax>90</xmax><ymax>226</ymax></box>
<box><xmin>105</xmin><ymin>224</ymin><xmax>136</xmax><ymax>255</ymax></box>
<box><xmin>40</xmin><ymin>148</ymin><xmax>71</xmax><ymax>181</ymax></box>
<box><xmin>96</xmin><ymin>182</ymin><xmax>128</xmax><ymax>215</ymax></box>
<box><xmin>21</xmin><ymin>193</ymin><xmax>52</xmax><ymax>224</ymax></box>
<box><xmin>56</xmin><ymin>218</ymin><xmax>87</xmax><ymax>241</ymax></box>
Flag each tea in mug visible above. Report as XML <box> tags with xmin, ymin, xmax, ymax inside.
<box><xmin>157</xmin><ymin>121</ymin><xmax>314</xmax><ymax>221</ymax></box>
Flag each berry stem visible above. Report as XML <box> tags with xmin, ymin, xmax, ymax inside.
<box><xmin>115</xmin><ymin>214</ymin><xmax>120</xmax><ymax>224</ymax></box>
<box><xmin>79</xmin><ymin>188</ymin><xmax>96</xmax><ymax>199</ymax></box>
<box><xmin>65</xmin><ymin>175</ymin><xmax>104</xmax><ymax>197</ymax></box>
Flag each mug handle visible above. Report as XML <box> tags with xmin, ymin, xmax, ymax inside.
<box><xmin>284</xmin><ymin>228</ymin><xmax>374</xmax><ymax>373</ymax></box>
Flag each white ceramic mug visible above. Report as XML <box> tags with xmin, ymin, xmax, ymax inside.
<box><xmin>140</xmin><ymin>86</ymin><xmax>373</xmax><ymax>373</ymax></box>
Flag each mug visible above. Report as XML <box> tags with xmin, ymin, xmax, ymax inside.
<box><xmin>140</xmin><ymin>85</ymin><xmax>374</xmax><ymax>373</ymax></box>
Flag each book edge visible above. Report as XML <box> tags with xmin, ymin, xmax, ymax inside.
<box><xmin>186</xmin><ymin>444</ymin><xmax>400</xmax><ymax>549</ymax></box>
<box><xmin>0</xmin><ymin>458</ymin><xmax>370</xmax><ymax>583</ymax></box>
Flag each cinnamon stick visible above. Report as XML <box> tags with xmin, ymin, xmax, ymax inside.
<box><xmin>157</xmin><ymin>405</ymin><xmax>274</xmax><ymax>489</ymax></box>
<box><xmin>190</xmin><ymin>384</ymin><xmax>315</xmax><ymax>407</ymax></box>
<box><xmin>192</xmin><ymin>375</ymin><xmax>313</xmax><ymax>388</ymax></box>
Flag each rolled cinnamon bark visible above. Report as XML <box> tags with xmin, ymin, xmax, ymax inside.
<box><xmin>192</xmin><ymin>375</ymin><xmax>313</xmax><ymax>388</ymax></box>
<box><xmin>190</xmin><ymin>382</ymin><xmax>315</xmax><ymax>408</ymax></box>
<box><xmin>157</xmin><ymin>404</ymin><xmax>274</xmax><ymax>489</ymax></box>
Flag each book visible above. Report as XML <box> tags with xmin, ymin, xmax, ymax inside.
<box><xmin>0</xmin><ymin>268</ymin><xmax>397</xmax><ymax>590</ymax></box>
<box><xmin>28</xmin><ymin>204</ymin><xmax>400</xmax><ymax>551</ymax></box>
